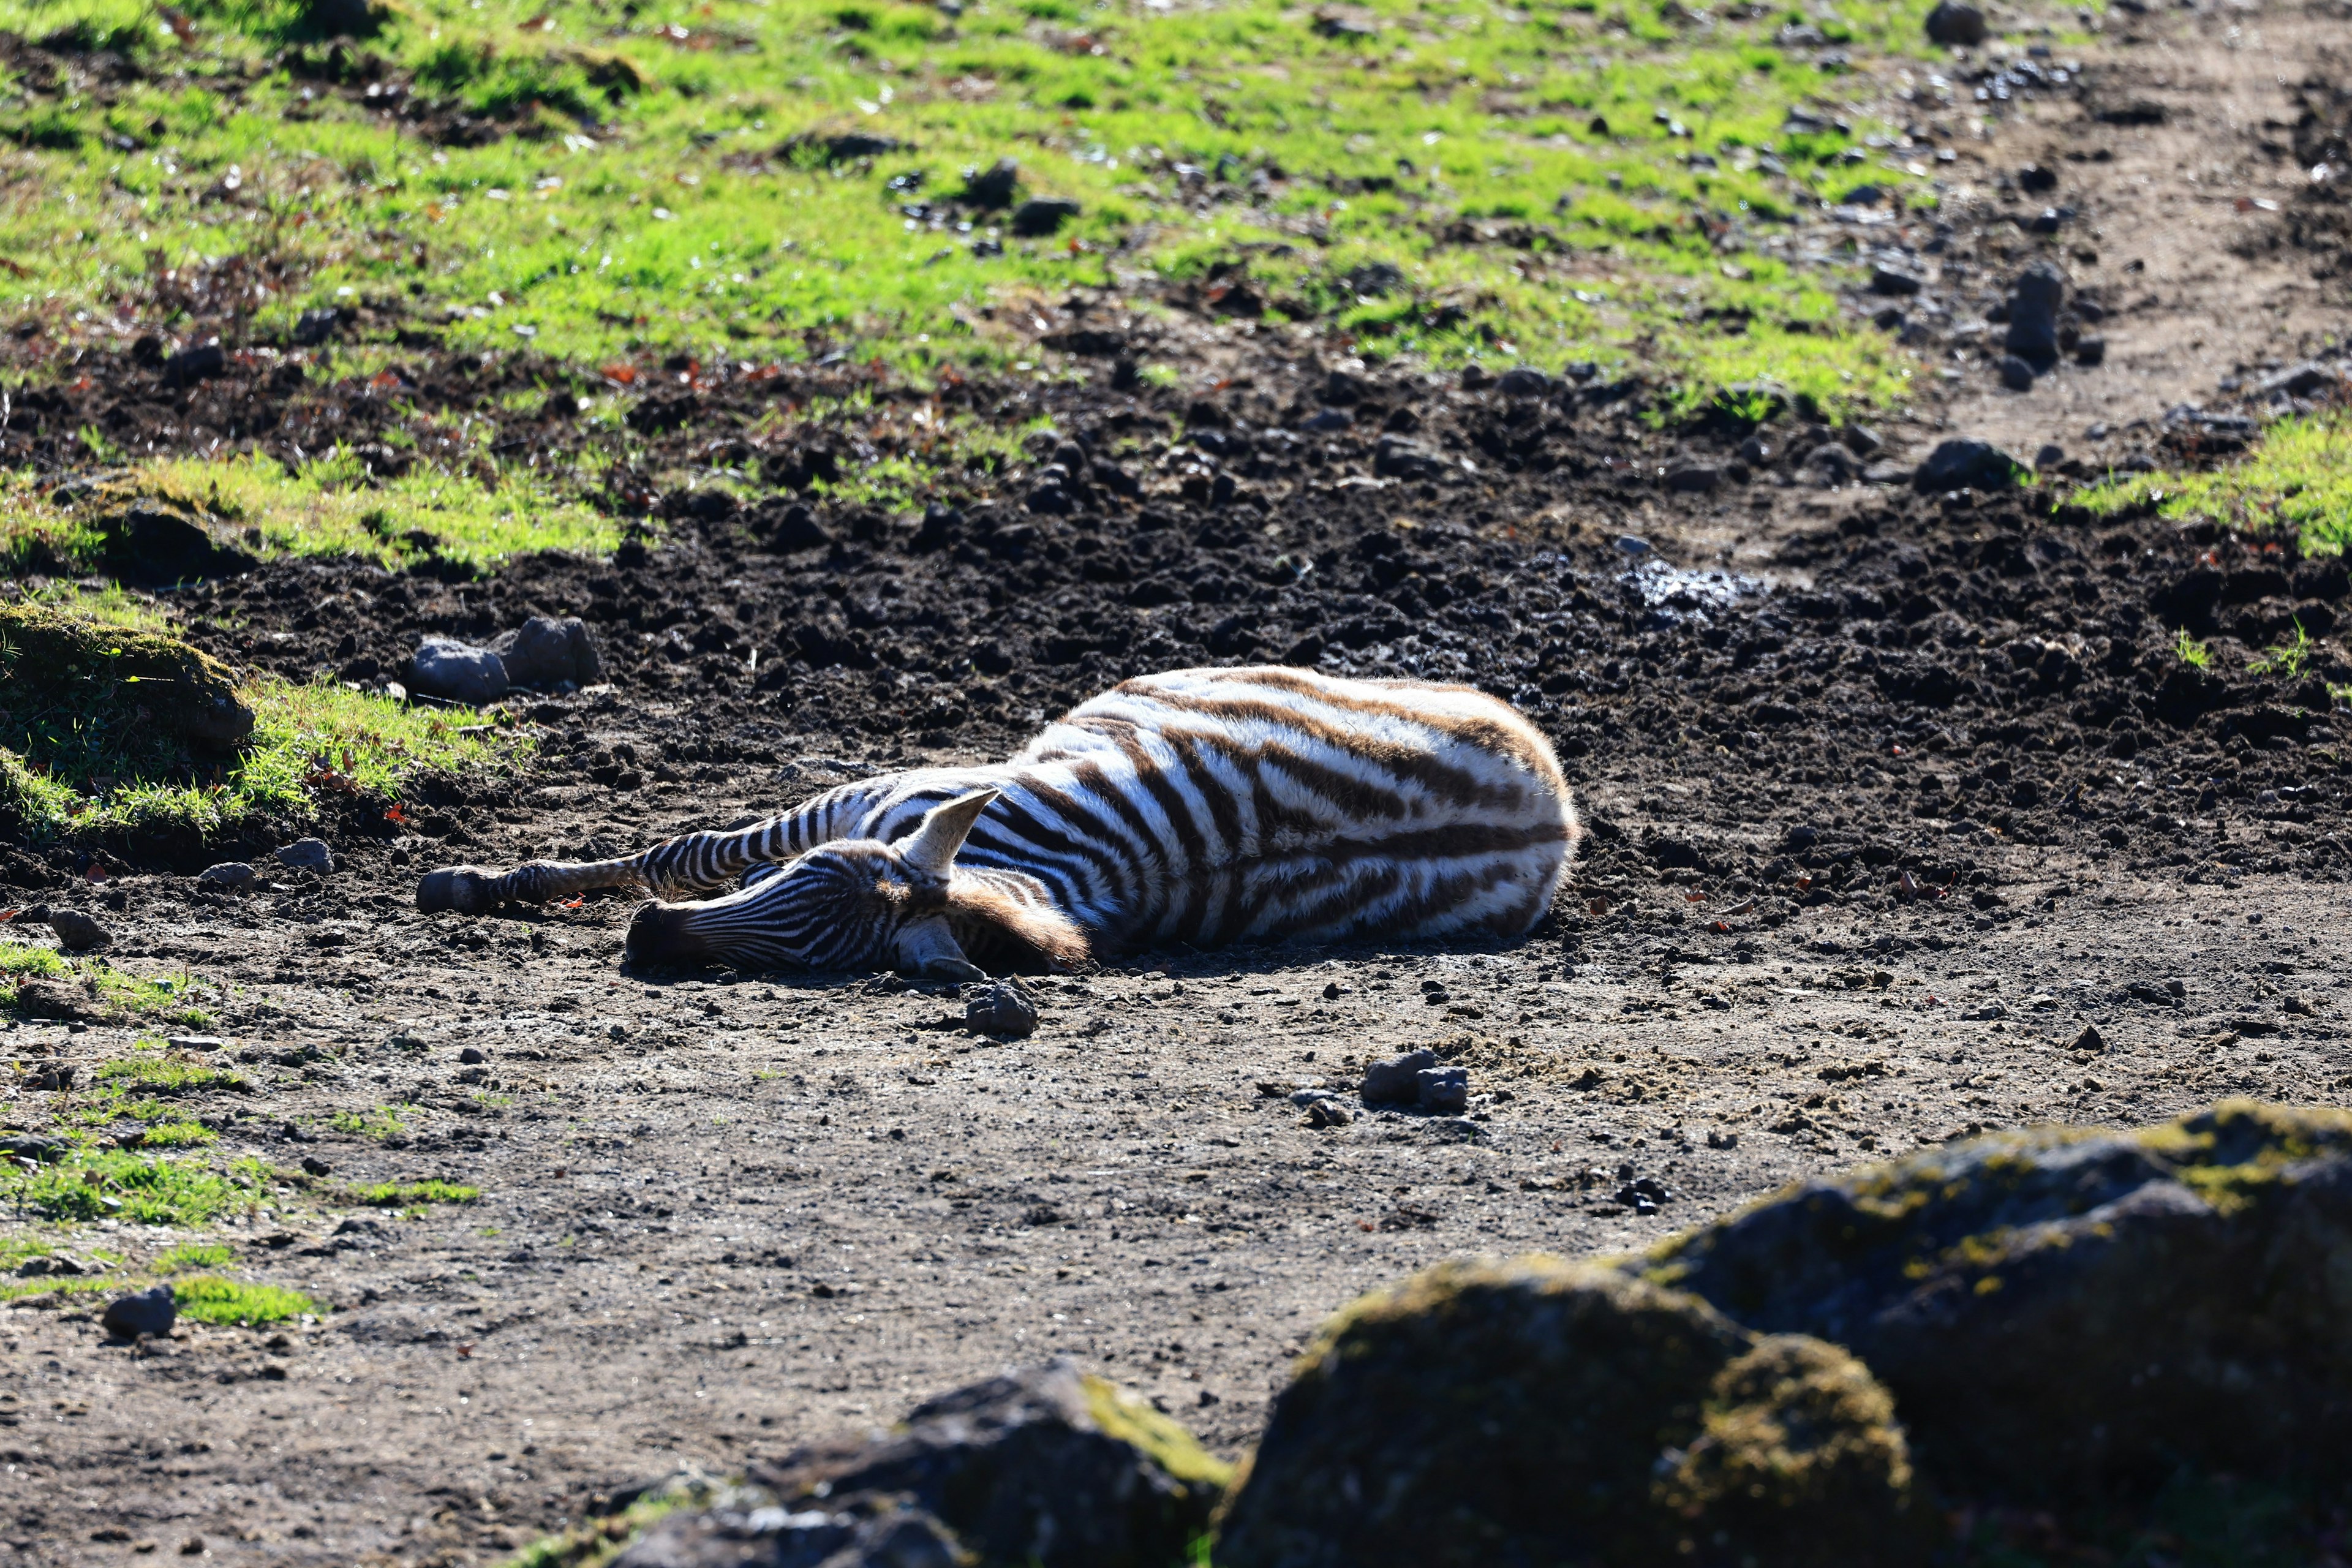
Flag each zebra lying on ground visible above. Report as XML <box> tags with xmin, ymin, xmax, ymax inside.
<box><xmin>418</xmin><ymin>666</ymin><xmax>1578</xmax><ymax>976</ymax></box>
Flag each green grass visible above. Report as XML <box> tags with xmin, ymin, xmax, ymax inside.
<box><xmin>349</xmin><ymin>1178</ymin><xmax>480</xmax><ymax>1207</ymax></box>
<box><xmin>0</xmin><ymin>941</ymin><xmax>219</xmax><ymax>1025</ymax></box>
<box><xmin>7</xmin><ymin>1147</ymin><xmax>276</xmax><ymax>1224</ymax></box>
<box><xmin>0</xmin><ymin>0</ymin><xmax>1961</xmax><ymax>418</ymax></box>
<box><xmin>2078</xmin><ymin>413</ymin><xmax>2352</xmax><ymax>559</ymax></box>
<box><xmin>93</xmin><ymin>1044</ymin><xmax>246</xmax><ymax>1094</ymax></box>
<box><xmin>331</xmin><ymin>1103</ymin><xmax>409</xmax><ymax>1140</ymax></box>
<box><xmin>2247</xmin><ymin>620</ymin><xmax>2316</xmax><ymax>680</ymax></box>
<box><xmin>154</xmin><ymin>1240</ymin><xmax>235</xmax><ymax>1272</ymax></box>
<box><xmin>2174</xmin><ymin>628</ymin><xmax>2212</xmax><ymax>669</ymax></box>
<box><xmin>170</xmin><ymin>1273</ymin><xmax>317</xmax><ymax>1324</ymax></box>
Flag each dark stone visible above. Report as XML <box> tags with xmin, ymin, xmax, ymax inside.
<box><xmin>458</xmin><ymin>1046</ymin><xmax>486</xmax><ymax>1065</ymax></box>
<box><xmin>965</xmin><ymin>981</ymin><xmax>1038</xmax><ymax>1038</ymax></box>
<box><xmin>293</xmin><ymin>307</ymin><xmax>342</xmax><ymax>346</ymax></box>
<box><xmin>1414</xmin><ymin>1065</ymin><xmax>1469</xmax><ymax>1115</ymax></box>
<box><xmin>1807</xmin><ymin>443</ymin><xmax>1858</xmax><ymax>484</ymax></box>
<box><xmin>1642</xmin><ymin>1103</ymin><xmax>2352</xmax><ymax>1498</ymax></box>
<box><xmin>1924</xmin><ymin>0</ymin><xmax>1987</xmax><ymax>43</ymax></box>
<box><xmin>2259</xmin><ymin>361</ymin><xmax>2335</xmax><ymax>398</ymax></box>
<box><xmin>23</xmin><ymin>906</ymin><xmax>110</xmax><ymax>952</ymax></box>
<box><xmin>409</xmin><ymin>636</ymin><xmax>508</xmax><ymax>704</ymax></box>
<box><xmin>160</xmin><ymin>342</ymin><xmax>227</xmax><ymax>388</ymax></box>
<box><xmin>0</xmin><ymin>1135</ymin><xmax>67</xmax><ymax>1163</ymax></box>
<box><xmin>1914</xmin><ymin>439</ymin><xmax>2022</xmax><ymax>492</ymax></box>
<box><xmin>1360</xmin><ymin>1049</ymin><xmax>1439</xmax><ymax>1107</ymax></box>
<box><xmin>1011</xmin><ymin>198</ymin><xmax>1082</xmax><ymax>237</ymax></box>
<box><xmin>962</xmin><ymin>159</ymin><xmax>1020</xmax><ymax>208</ymax></box>
<box><xmin>492</xmin><ymin>616</ymin><xmax>604</xmax><ymax>688</ymax></box>
<box><xmin>1216</xmin><ymin>1259</ymin><xmax>1920</xmax><ymax>1568</ymax></box>
<box><xmin>1869</xmin><ymin>266</ymin><xmax>1923</xmax><ymax>296</ymax></box>
<box><xmin>102</xmin><ymin>1284</ymin><xmax>178</xmax><ymax>1340</ymax></box>
<box><xmin>302</xmin><ymin>0</ymin><xmax>385</xmax><ymax>36</ymax></box>
<box><xmin>275</xmin><ymin>839</ymin><xmax>334</xmax><ymax>875</ymax></box>
<box><xmin>2019</xmin><ymin>164</ymin><xmax>2058</xmax><ymax>192</ymax></box>
<box><xmin>196</xmin><ymin>862</ymin><xmax>257</xmax><ymax>891</ymax></box>
<box><xmin>103</xmin><ymin>500</ymin><xmax>255</xmax><ymax>584</ymax></box>
<box><xmin>621</xmin><ymin>1360</ymin><xmax>1228</xmax><ymax>1568</ymax></box>
<box><xmin>2003</xmin><ymin>262</ymin><xmax>2066</xmax><ymax>367</ymax></box>
<box><xmin>1999</xmin><ymin>354</ymin><xmax>2037</xmax><ymax>391</ymax></box>
<box><xmin>1665</xmin><ymin>464</ymin><xmax>1721</xmax><ymax>493</ymax></box>
<box><xmin>1496</xmin><ymin>366</ymin><xmax>1555</xmax><ymax>398</ymax></box>
<box><xmin>2074</xmin><ymin>336</ymin><xmax>2107</xmax><ymax>367</ymax></box>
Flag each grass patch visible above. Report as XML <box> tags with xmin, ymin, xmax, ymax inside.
<box><xmin>7</xmin><ymin>1148</ymin><xmax>275</xmax><ymax>1225</ymax></box>
<box><xmin>349</xmin><ymin>1178</ymin><xmax>481</xmax><ymax>1207</ymax></box>
<box><xmin>2247</xmin><ymin>621</ymin><xmax>2318</xmax><ymax>680</ymax></box>
<box><xmin>2174</xmin><ymin>629</ymin><xmax>2212</xmax><ymax>669</ymax></box>
<box><xmin>0</xmin><ymin>943</ymin><xmax>219</xmax><ymax>1027</ymax></box>
<box><xmin>331</xmin><ymin>1104</ymin><xmax>410</xmax><ymax>1140</ymax></box>
<box><xmin>154</xmin><ymin>1241</ymin><xmax>236</xmax><ymax>1272</ymax></box>
<box><xmin>0</xmin><ymin>0</ymin><xmax>1956</xmax><ymax>416</ymax></box>
<box><xmin>171</xmin><ymin>1274</ymin><xmax>317</xmax><ymax>1325</ymax></box>
<box><xmin>2077</xmin><ymin>413</ymin><xmax>2352</xmax><ymax>558</ymax></box>
<box><xmin>94</xmin><ymin>1046</ymin><xmax>247</xmax><ymax>1095</ymax></box>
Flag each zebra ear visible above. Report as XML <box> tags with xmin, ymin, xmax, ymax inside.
<box><xmin>895</xmin><ymin>918</ymin><xmax>986</xmax><ymax>981</ymax></box>
<box><xmin>894</xmin><ymin>788</ymin><xmax>1000</xmax><ymax>878</ymax></box>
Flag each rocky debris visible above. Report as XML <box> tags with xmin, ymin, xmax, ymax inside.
<box><xmin>1011</xmin><ymin>197</ymin><xmax>1082</xmax><ymax>237</ymax></box>
<box><xmin>409</xmin><ymin>635</ymin><xmax>508</xmax><ymax>706</ymax></box>
<box><xmin>275</xmin><ymin>839</ymin><xmax>334</xmax><ymax>876</ymax></box>
<box><xmin>195</xmin><ymin>862</ymin><xmax>257</xmax><ymax>891</ymax></box>
<box><xmin>1642</xmin><ymin>1101</ymin><xmax>2352</xmax><ymax>1498</ymax></box>
<box><xmin>1357</xmin><ymin>1049</ymin><xmax>1471</xmax><ymax>1114</ymax></box>
<box><xmin>100</xmin><ymin>1284</ymin><xmax>178</xmax><ymax>1340</ymax></box>
<box><xmin>1806</xmin><ymin>443</ymin><xmax>1858</xmax><ymax>485</ymax></box>
<box><xmin>2258</xmin><ymin>360</ymin><xmax>2338</xmax><ymax>399</ymax></box>
<box><xmin>458</xmin><ymin>1046</ymin><xmax>486</xmax><ymax>1065</ymax></box>
<box><xmin>2003</xmin><ymin>261</ymin><xmax>2066</xmax><ymax>369</ymax></box>
<box><xmin>1214</xmin><ymin>1257</ymin><xmax>1917</xmax><ymax>1568</ymax></box>
<box><xmin>13</xmin><ymin>905</ymin><xmax>111</xmax><ymax>952</ymax></box>
<box><xmin>2074</xmin><ymin>335</ymin><xmax>2106</xmax><ymax>366</ymax></box>
<box><xmin>1495</xmin><ymin>366</ymin><xmax>1555</xmax><ymax>398</ymax></box>
<box><xmin>1664</xmin><ymin>463</ymin><xmax>1719</xmax><ymax>493</ymax></box>
<box><xmin>1924</xmin><ymin>0</ymin><xmax>1987</xmax><ymax>45</ymax></box>
<box><xmin>292</xmin><ymin>307</ymin><xmax>342</xmax><ymax>346</ymax></box>
<box><xmin>2019</xmin><ymin>162</ymin><xmax>2058</xmax><ymax>193</ymax></box>
<box><xmin>20</xmin><ymin>1062</ymin><xmax>74</xmax><ymax>1090</ymax></box>
<box><xmin>494</xmin><ymin>615</ymin><xmax>604</xmax><ymax>690</ymax></box>
<box><xmin>1913</xmin><ymin>438</ymin><xmax>2022</xmax><ymax>492</ymax></box>
<box><xmin>619</xmin><ymin>1360</ymin><xmax>1227</xmax><ymax>1568</ymax></box>
<box><xmin>965</xmin><ymin>982</ymin><xmax>1038</xmax><ymax>1039</ymax></box>
<box><xmin>0</xmin><ymin>602</ymin><xmax>251</xmax><ymax>749</ymax></box>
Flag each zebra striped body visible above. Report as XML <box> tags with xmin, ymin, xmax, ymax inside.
<box><xmin>418</xmin><ymin>666</ymin><xmax>1578</xmax><ymax>974</ymax></box>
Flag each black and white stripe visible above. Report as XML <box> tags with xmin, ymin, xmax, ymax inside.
<box><xmin>418</xmin><ymin>666</ymin><xmax>1579</xmax><ymax>974</ymax></box>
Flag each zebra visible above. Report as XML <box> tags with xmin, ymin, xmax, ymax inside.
<box><xmin>418</xmin><ymin>665</ymin><xmax>1579</xmax><ymax>977</ymax></box>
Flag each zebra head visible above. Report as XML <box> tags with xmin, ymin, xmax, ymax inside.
<box><xmin>623</xmin><ymin>788</ymin><xmax>1088</xmax><ymax>977</ymax></box>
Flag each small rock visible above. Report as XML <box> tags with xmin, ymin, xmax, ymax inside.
<box><xmin>1496</xmin><ymin>366</ymin><xmax>1556</xmax><ymax>398</ymax></box>
<box><xmin>1305</xmin><ymin>1099</ymin><xmax>1354</xmax><ymax>1129</ymax></box>
<box><xmin>195</xmin><ymin>861</ymin><xmax>257</xmax><ymax>891</ymax></box>
<box><xmin>293</xmin><ymin>306</ymin><xmax>342</xmax><ymax>345</ymax></box>
<box><xmin>165</xmin><ymin>1035</ymin><xmax>225</xmax><ymax>1052</ymax></box>
<box><xmin>101</xmin><ymin>1283</ymin><xmax>178</xmax><ymax>1340</ymax></box>
<box><xmin>276</xmin><ymin>839</ymin><xmax>334</xmax><ymax>876</ymax></box>
<box><xmin>2035</xmin><ymin>443</ymin><xmax>2065</xmax><ymax>469</ymax></box>
<box><xmin>0</xmin><ymin>1135</ymin><xmax>67</xmax><ymax>1163</ymax></box>
<box><xmin>1869</xmin><ymin>265</ymin><xmax>1924</xmax><ymax>296</ymax></box>
<box><xmin>2074</xmin><ymin>336</ymin><xmax>2107</xmax><ymax>367</ymax></box>
<box><xmin>2019</xmin><ymin>163</ymin><xmax>2059</xmax><ymax>193</ymax></box>
<box><xmin>409</xmin><ymin>635</ymin><xmax>509</xmax><ymax>705</ymax></box>
<box><xmin>332</xmin><ymin>1217</ymin><xmax>384</xmax><ymax>1237</ymax></box>
<box><xmin>1924</xmin><ymin>0</ymin><xmax>1987</xmax><ymax>44</ymax></box>
<box><xmin>179</xmin><ymin>1539</ymin><xmax>205</xmax><ymax>1558</ymax></box>
<box><xmin>2003</xmin><ymin>260</ymin><xmax>2067</xmax><ymax>368</ymax></box>
<box><xmin>1807</xmin><ymin>443</ymin><xmax>1858</xmax><ymax>484</ymax></box>
<box><xmin>2259</xmin><ymin>361</ymin><xmax>2335</xmax><ymax>398</ymax></box>
<box><xmin>1362</xmin><ymin>1049</ymin><xmax>1440</xmax><ymax>1107</ymax></box>
<box><xmin>23</xmin><ymin>905</ymin><xmax>111</xmax><ymax>952</ymax></box>
<box><xmin>11</xmin><ymin>978</ymin><xmax>96</xmax><ymax>1020</ymax></box>
<box><xmin>1914</xmin><ymin>438</ymin><xmax>2023</xmax><ymax>492</ymax></box>
<box><xmin>1415</xmin><ymin>1066</ymin><xmax>1469</xmax><ymax>1116</ymax></box>
<box><xmin>965</xmin><ymin>982</ymin><xmax>1038</xmax><ymax>1039</ymax></box>
<box><xmin>160</xmin><ymin>342</ymin><xmax>227</xmax><ymax>388</ymax></box>
<box><xmin>1842</xmin><ymin>424</ymin><xmax>1885</xmax><ymax>457</ymax></box>
<box><xmin>459</xmin><ymin>1046</ymin><xmax>487</xmax><ymax>1065</ymax></box>
<box><xmin>2072</xmin><ymin>1024</ymin><xmax>2106</xmax><ymax>1052</ymax></box>
<box><xmin>1011</xmin><ymin>197</ymin><xmax>1082</xmax><ymax>236</ymax></box>
<box><xmin>1665</xmin><ymin>464</ymin><xmax>1720</xmax><ymax>493</ymax></box>
<box><xmin>490</xmin><ymin>616</ymin><xmax>603</xmax><ymax>689</ymax></box>
<box><xmin>300</xmin><ymin>1156</ymin><xmax>333</xmax><ymax>1177</ymax></box>
<box><xmin>1999</xmin><ymin>355</ymin><xmax>2037</xmax><ymax>391</ymax></box>
<box><xmin>1863</xmin><ymin>461</ymin><xmax>1915</xmax><ymax>486</ymax></box>
<box><xmin>1614</xmin><ymin>534</ymin><xmax>1653</xmax><ymax>557</ymax></box>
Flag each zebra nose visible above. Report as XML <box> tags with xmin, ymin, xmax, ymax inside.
<box><xmin>624</xmin><ymin>902</ymin><xmax>698</xmax><ymax>964</ymax></box>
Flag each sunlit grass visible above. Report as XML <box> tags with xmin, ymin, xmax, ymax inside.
<box><xmin>154</xmin><ymin>1241</ymin><xmax>235</xmax><ymax>1272</ymax></box>
<box><xmin>2078</xmin><ymin>414</ymin><xmax>2352</xmax><ymax>558</ymax></box>
<box><xmin>10</xmin><ymin>1148</ymin><xmax>276</xmax><ymax>1225</ymax></box>
<box><xmin>171</xmin><ymin>1274</ymin><xmax>317</xmax><ymax>1325</ymax></box>
<box><xmin>0</xmin><ymin>942</ymin><xmax>219</xmax><ymax>1027</ymax></box>
<box><xmin>94</xmin><ymin>1043</ymin><xmax>247</xmax><ymax>1095</ymax></box>
<box><xmin>349</xmin><ymin>1178</ymin><xmax>480</xmax><ymax>1207</ymax></box>
<box><xmin>0</xmin><ymin>0</ymin><xmax>1955</xmax><ymax>416</ymax></box>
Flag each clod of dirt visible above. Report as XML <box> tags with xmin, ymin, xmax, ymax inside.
<box><xmin>0</xmin><ymin>603</ymin><xmax>251</xmax><ymax>751</ymax></box>
<box><xmin>1360</xmin><ymin>1047</ymin><xmax>1439</xmax><ymax>1106</ymax></box>
<box><xmin>409</xmin><ymin>635</ymin><xmax>508</xmax><ymax>705</ymax></box>
<box><xmin>1999</xmin><ymin>355</ymin><xmax>2037</xmax><ymax>391</ymax></box>
<box><xmin>20</xmin><ymin>905</ymin><xmax>110</xmax><ymax>952</ymax></box>
<box><xmin>1303</xmin><ymin>1098</ymin><xmax>1353</xmax><ymax>1129</ymax></box>
<box><xmin>1913</xmin><ymin>437</ymin><xmax>2022</xmax><ymax>491</ymax></box>
<box><xmin>195</xmin><ymin>861</ymin><xmax>256</xmax><ymax>891</ymax></box>
<box><xmin>303</xmin><ymin>0</ymin><xmax>388</xmax><ymax>37</ymax></box>
<box><xmin>1870</xmin><ymin>265</ymin><xmax>1924</xmax><ymax>296</ymax></box>
<box><xmin>100</xmin><ymin>1284</ymin><xmax>178</xmax><ymax>1341</ymax></box>
<box><xmin>1415</xmin><ymin>1065</ymin><xmax>1469</xmax><ymax>1115</ymax></box>
<box><xmin>1011</xmin><ymin>197</ymin><xmax>1082</xmax><ymax>236</ymax></box>
<box><xmin>2003</xmin><ymin>261</ymin><xmax>2067</xmax><ymax>368</ymax></box>
<box><xmin>2072</xmin><ymin>1024</ymin><xmax>2107</xmax><ymax>1052</ymax></box>
<box><xmin>627</xmin><ymin>1359</ymin><xmax>1227</xmax><ymax>1568</ymax></box>
<box><xmin>165</xmin><ymin>1035</ymin><xmax>224</xmax><ymax>1052</ymax></box>
<box><xmin>10</xmin><ymin>978</ymin><xmax>96</xmax><ymax>1019</ymax></box>
<box><xmin>492</xmin><ymin>615</ymin><xmax>603</xmax><ymax>690</ymax></box>
<box><xmin>100</xmin><ymin>499</ymin><xmax>255</xmax><ymax>584</ymax></box>
<box><xmin>459</xmin><ymin>1046</ymin><xmax>486</xmax><ymax>1065</ymax></box>
<box><xmin>962</xmin><ymin>158</ymin><xmax>1021</xmax><ymax>208</ymax></box>
<box><xmin>1644</xmin><ymin>1101</ymin><xmax>2352</xmax><ymax>1499</ymax></box>
<box><xmin>275</xmin><ymin>839</ymin><xmax>334</xmax><ymax>876</ymax></box>
<box><xmin>300</xmin><ymin>1156</ymin><xmax>333</xmax><ymax>1177</ymax></box>
<box><xmin>1214</xmin><ymin>1259</ymin><xmax>1918</xmax><ymax>1568</ymax></box>
<box><xmin>966</xmin><ymin>981</ymin><xmax>1039</xmax><ymax>1038</ymax></box>
<box><xmin>2019</xmin><ymin>163</ymin><xmax>2059</xmax><ymax>193</ymax></box>
<box><xmin>1924</xmin><ymin>0</ymin><xmax>1987</xmax><ymax>45</ymax></box>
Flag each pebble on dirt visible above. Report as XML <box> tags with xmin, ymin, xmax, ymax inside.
<box><xmin>1360</xmin><ymin>1048</ymin><xmax>1440</xmax><ymax>1106</ymax></box>
<box><xmin>616</xmin><ymin>1359</ymin><xmax>1227</xmax><ymax>1568</ymax></box>
<box><xmin>195</xmin><ymin>861</ymin><xmax>256</xmax><ymax>891</ymax></box>
<box><xmin>2003</xmin><ymin>260</ymin><xmax>2067</xmax><ymax>369</ymax></box>
<box><xmin>18</xmin><ymin>905</ymin><xmax>110</xmax><ymax>952</ymax></box>
<box><xmin>100</xmin><ymin>1284</ymin><xmax>178</xmax><ymax>1341</ymax></box>
<box><xmin>276</xmin><ymin>839</ymin><xmax>334</xmax><ymax>875</ymax></box>
<box><xmin>1913</xmin><ymin>437</ymin><xmax>2022</xmax><ymax>492</ymax></box>
<box><xmin>1215</xmin><ymin>1259</ymin><xmax>1919</xmax><ymax>1568</ymax></box>
<box><xmin>492</xmin><ymin>615</ymin><xmax>604</xmax><ymax>689</ymax></box>
<box><xmin>1924</xmin><ymin>0</ymin><xmax>1988</xmax><ymax>45</ymax></box>
<box><xmin>965</xmin><ymin>981</ymin><xmax>1039</xmax><ymax>1038</ymax></box>
<box><xmin>1999</xmin><ymin>355</ymin><xmax>2038</xmax><ymax>391</ymax></box>
<box><xmin>409</xmin><ymin>635</ymin><xmax>508</xmax><ymax>705</ymax></box>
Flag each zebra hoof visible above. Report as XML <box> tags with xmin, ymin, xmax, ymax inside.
<box><xmin>418</xmin><ymin>867</ymin><xmax>497</xmax><ymax>917</ymax></box>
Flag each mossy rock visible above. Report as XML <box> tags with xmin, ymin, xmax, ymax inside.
<box><xmin>0</xmin><ymin>603</ymin><xmax>252</xmax><ymax>783</ymax></box>
<box><xmin>619</xmin><ymin>1359</ymin><xmax>1226</xmax><ymax>1568</ymax></box>
<box><xmin>1640</xmin><ymin>1100</ymin><xmax>2352</xmax><ymax>1498</ymax></box>
<box><xmin>1213</xmin><ymin>1256</ymin><xmax>1918</xmax><ymax>1568</ymax></box>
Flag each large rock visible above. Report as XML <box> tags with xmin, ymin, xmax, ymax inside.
<box><xmin>1924</xmin><ymin>0</ymin><xmax>1987</xmax><ymax>45</ymax></box>
<box><xmin>2003</xmin><ymin>260</ymin><xmax>2067</xmax><ymax>368</ymax></box>
<box><xmin>1913</xmin><ymin>438</ymin><xmax>2022</xmax><ymax>493</ymax></box>
<box><xmin>1213</xmin><ymin>1257</ymin><xmax>1917</xmax><ymax>1568</ymax></box>
<box><xmin>491</xmin><ymin>615</ymin><xmax>603</xmax><ymax>689</ymax></box>
<box><xmin>1639</xmin><ymin>1101</ymin><xmax>2352</xmax><ymax>1498</ymax></box>
<box><xmin>0</xmin><ymin>602</ymin><xmax>252</xmax><ymax>752</ymax></box>
<box><xmin>618</xmin><ymin>1360</ymin><xmax>1228</xmax><ymax>1568</ymax></box>
<box><xmin>407</xmin><ymin>636</ymin><xmax>508</xmax><ymax>706</ymax></box>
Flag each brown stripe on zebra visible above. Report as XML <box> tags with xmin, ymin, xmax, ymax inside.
<box><xmin>415</xmin><ymin>665</ymin><xmax>1577</xmax><ymax>974</ymax></box>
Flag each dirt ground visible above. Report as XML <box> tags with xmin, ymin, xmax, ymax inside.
<box><xmin>5</xmin><ymin>1</ymin><xmax>2352</xmax><ymax>1563</ymax></box>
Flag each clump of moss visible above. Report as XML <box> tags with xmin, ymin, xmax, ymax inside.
<box><xmin>0</xmin><ymin>601</ymin><xmax>252</xmax><ymax>775</ymax></box>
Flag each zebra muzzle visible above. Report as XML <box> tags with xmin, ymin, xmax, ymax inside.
<box><xmin>418</xmin><ymin>867</ymin><xmax>499</xmax><ymax>917</ymax></box>
<box><xmin>624</xmin><ymin>901</ymin><xmax>704</xmax><ymax>965</ymax></box>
